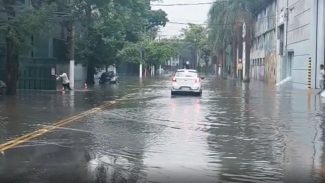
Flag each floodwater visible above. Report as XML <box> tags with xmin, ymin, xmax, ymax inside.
<box><xmin>0</xmin><ymin>76</ymin><xmax>325</xmax><ymax>183</ymax></box>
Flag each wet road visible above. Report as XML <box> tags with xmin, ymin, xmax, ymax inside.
<box><xmin>0</xmin><ymin>76</ymin><xmax>325</xmax><ymax>183</ymax></box>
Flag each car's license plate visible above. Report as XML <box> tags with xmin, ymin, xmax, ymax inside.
<box><xmin>182</xmin><ymin>88</ymin><xmax>190</xmax><ymax>91</ymax></box>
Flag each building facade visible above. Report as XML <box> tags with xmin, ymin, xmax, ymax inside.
<box><xmin>251</xmin><ymin>0</ymin><xmax>324</xmax><ymax>89</ymax></box>
<box><xmin>0</xmin><ymin>0</ymin><xmax>87</xmax><ymax>90</ymax></box>
<box><xmin>250</xmin><ymin>1</ymin><xmax>277</xmax><ymax>83</ymax></box>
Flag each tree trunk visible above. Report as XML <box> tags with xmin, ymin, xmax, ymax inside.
<box><xmin>67</xmin><ymin>22</ymin><xmax>75</xmax><ymax>89</ymax></box>
<box><xmin>85</xmin><ymin>5</ymin><xmax>94</xmax><ymax>85</ymax></box>
<box><xmin>67</xmin><ymin>23</ymin><xmax>75</xmax><ymax>61</ymax></box>
<box><xmin>232</xmin><ymin>41</ymin><xmax>237</xmax><ymax>78</ymax></box>
<box><xmin>5</xmin><ymin>36</ymin><xmax>19</xmax><ymax>95</ymax></box>
<box><xmin>243</xmin><ymin>22</ymin><xmax>252</xmax><ymax>82</ymax></box>
<box><xmin>222</xmin><ymin>44</ymin><xmax>227</xmax><ymax>76</ymax></box>
<box><xmin>87</xmin><ymin>62</ymin><xmax>95</xmax><ymax>85</ymax></box>
<box><xmin>197</xmin><ymin>49</ymin><xmax>200</xmax><ymax>70</ymax></box>
<box><xmin>245</xmin><ymin>39</ymin><xmax>251</xmax><ymax>82</ymax></box>
<box><xmin>205</xmin><ymin>59</ymin><xmax>209</xmax><ymax>73</ymax></box>
<box><xmin>217</xmin><ymin>50</ymin><xmax>223</xmax><ymax>75</ymax></box>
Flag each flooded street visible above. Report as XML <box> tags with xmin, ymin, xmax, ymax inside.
<box><xmin>0</xmin><ymin>76</ymin><xmax>325</xmax><ymax>183</ymax></box>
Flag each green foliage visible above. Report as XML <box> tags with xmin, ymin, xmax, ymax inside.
<box><xmin>182</xmin><ymin>24</ymin><xmax>211</xmax><ymax>65</ymax></box>
<box><xmin>182</xmin><ymin>24</ymin><xmax>207</xmax><ymax>50</ymax></box>
<box><xmin>145</xmin><ymin>41</ymin><xmax>174</xmax><ymax>66</ymax></box>
<box><xmin>118</xmin><ymin>37</ymin><xmax>175</xmax><ymax>66</ymax></box>
<box><xmin>0</xmin><ymin>0</ymin><xmax>61</xmax><ymax>95</ymax></box>
<box><xmin>208</xmin><ymin>0</ymin><xmax>270</xmax><ymax>52</ymax></box>
<box><xmin>146</xmin><ymin>9</ymin><xmax>168</xmax><ymax>30</ymax></box>
<box><xmin>117</xmin><ymin>42</ymin><xmax>142</xmax><ymax>64</ymax></box>
<box><xmin>74</xmin><ymin>0</ymin><xmax>168</xmax><ymax>69</ymax></box>
<box><xmin>0</xmin><ymin>1</ymin><xmax>57</xmax><ymax>53</ymax></box>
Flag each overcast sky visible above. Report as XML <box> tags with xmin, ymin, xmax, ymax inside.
<box><xmin>152</xmin><ymin>0</ymin><xmax>214</xmax><ymax>38</ymax></box>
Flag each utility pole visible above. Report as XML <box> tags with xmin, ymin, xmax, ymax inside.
<box><xmin>284</xmin><ymin>0</ymin><xmax>289</xmax><ymax>82</ymax></box>
<box><xmin>242</xmin><ymin>22</ymin><xmax>247</xmax><ymax>81</ymax></box>
<box><xmin>139</xmin><ymin>46</ymin><xmax>143</xmax><ymax>79</ymax></box>
<box><xmin>139</xmin><ymin>63</ymin><xmax>143</xmax><ymax>78</ymax></box>
<box><xmin>67</xmin><ymin>22</ymin><xmax>75</xmax><ymax>89</ymax></box>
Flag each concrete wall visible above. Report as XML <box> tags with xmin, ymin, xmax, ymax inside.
<box><xmin>251</xmin><ymin>0</ymin><xmax>324</xmax><ymax>89</ymax></box>
<box><xmin>312</xmin><ymin>0</ymin><xmax>325</xmax><ymax>89</ymax></box>
<box><xmin>287</xmin><ymin>0</ymin><xmax>313</xmax><ymax>88</ymax></box>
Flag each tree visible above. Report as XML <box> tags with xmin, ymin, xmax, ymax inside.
<box><xmin>145</xmin><ymin>41</ymin><xmax>175</xmax><ymax>67</ymax></box>
<box><xmin>74</xmin><ymin>0</ymin><xmax>168</xmax><ymax>84</ymax></box>
<box><xmin>182</xmin><ymin>24</ymin><xmax>211</xmax><ymax>71</ymax></box>
<box><xmin>208</xmin><ymin>0</ymin><xmax>270</xmax><ymax>78</ymax></box>
<box><xmin>201</xmin><ymin>45</ymin><xmax>212</xmax><ymax>73</ymax></box>
<box><xmin>118</xmin><ymin>37</ymin><xmax>175</xmax><ymax>70</ymax></box>
<box><xmin>0</xmin><ymin>0</ymin><xmax>56</xmax><ymax>95</ymax></box>
<box><xmin>117</xmin><ymin>41</ymin><xmax>143</xmax><ymax>64</ymax></box>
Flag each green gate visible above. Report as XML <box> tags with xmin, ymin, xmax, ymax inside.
<box><xmin>18</xmin><ymin>58</ymin><xmax>57</xmax><ymax>90</ymax></box>
<box><xmin>0</xmin><ymin>58</ymin><xmax>5</xmax><ymax>81</ymax></box>
<box><xmin>0</xmin><ymin>43</ymin><xmax>5</xmax><ymax>81</ymax></box>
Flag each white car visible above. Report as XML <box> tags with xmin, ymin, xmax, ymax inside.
<box><xmin>171</xmin><ymin>69</ymin><xmax>203</xmax><ymax>96</ymax></box>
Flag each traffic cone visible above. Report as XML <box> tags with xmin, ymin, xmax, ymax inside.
<box><xmin>84</xmin><ymin>82</ymin><xmax>88</xmax><ymax>89</ymax></box>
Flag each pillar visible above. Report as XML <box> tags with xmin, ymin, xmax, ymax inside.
<box><xmin>139</xmin><ymin>64</ymin><xmax>143</xmax><ymax>78</ymax></box>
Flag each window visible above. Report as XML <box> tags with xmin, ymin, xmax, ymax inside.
<box><xmin>175</xmin><ymin>71</ymin><xmax>198</xmax><ymax>78</ymax></box>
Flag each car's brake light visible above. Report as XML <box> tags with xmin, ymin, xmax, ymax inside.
<box><xmin>195</xmin><ymin>78</ymin><xmax>200</xmax><ymax>83</ymax></box>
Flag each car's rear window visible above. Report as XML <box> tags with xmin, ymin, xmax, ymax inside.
<box><xmin>175</xmin><ymin>71</ymin><xmax>198</xmax><ymax>78</ymax></box>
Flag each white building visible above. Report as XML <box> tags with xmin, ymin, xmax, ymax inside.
<box><xmin>251</xmin><ymin>0</ymin><xmax>324</xmax><ymax>89</ymax></box>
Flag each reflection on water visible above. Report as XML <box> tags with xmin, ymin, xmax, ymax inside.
<box><xmin>79</xmin><ymin>77</ymin><xmax>325</xmax><ymax>182</ymax></box>
<box><xmin>1</xmin><ymin>76</ymin><xmax>325</xmax><ymax>182</ymax></box>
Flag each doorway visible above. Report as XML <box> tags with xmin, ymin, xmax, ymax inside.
<box><xmin>282</xmin><ymin>52</ymin><xmax>293</xmax><ymax>80</ymax></box>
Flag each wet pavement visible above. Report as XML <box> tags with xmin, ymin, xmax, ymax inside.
<box><xmin>0</xmin><ymin>76</ymin><xmax>325</xmax><ymax>183</ymax></box>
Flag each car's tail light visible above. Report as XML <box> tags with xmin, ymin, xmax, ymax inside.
<box><xmin>172</xmin><ymin>77</ymin><xmax>176</xmax><ymax>82</ymax></box>
<box><xmin>195</xmin><ymin>78</ymin><xmax>200</xmax><ymax>83</ymax></box>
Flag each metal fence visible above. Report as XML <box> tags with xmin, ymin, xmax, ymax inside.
<box><xmin>18</xmin><ymin>58</ymin><xmax>57</xmax><ymax>90</ymax></box>
<box><xmin>0</xmin><ymin>59</ymin><xmax>4</xmax><ymax>81</ymax></box>
<box><xmin>0</xmin><ymin>43</ymin><xmax>5</xmax><ymax>81</ymax></box>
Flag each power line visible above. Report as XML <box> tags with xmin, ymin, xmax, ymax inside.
<box><xmin>168</xmin><ymin>21</ymin><xmax>241</xmax><ymax>26</ymax></box>
<box><xmin>167</xmin><ymin>14</ymin><xmax>277</xmax><ymax>26</ymax></box>
<box><xmin>167</xmin><ymin>21</ymin><xmax>206</xmax><ymax>26</ymax></box>
<box><xmin>166</xmin><ymin>15</ymin><xmax>276</xmax><ymax>26</ymax></box>
<box><xmin>151</xmin><ymin>2</ymin><xmax>218</xmax><ymax>7</ymax></box>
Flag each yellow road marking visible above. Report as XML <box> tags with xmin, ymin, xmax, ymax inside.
<box><xmin>0</xmin><ymin>97</ymin><xmax>127</xmax><ymax>153</ymax></box>
<box><xmin>0</xmin><ymin>108</ymin><xmax>99</xmax><ymax>150</ymax></box>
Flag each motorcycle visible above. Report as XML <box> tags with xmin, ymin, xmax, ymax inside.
<box><xmin>99</xmin><ymin>71</ymin><xmax>119</xmax><ymax>84</ymax></box>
